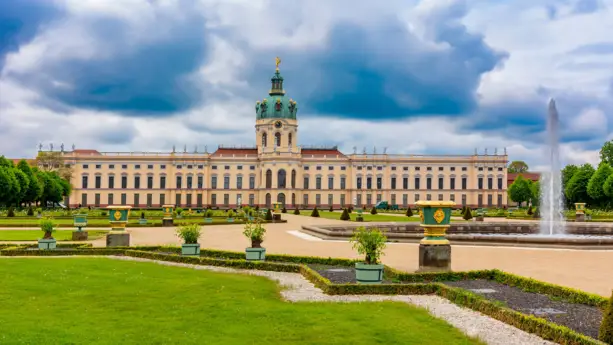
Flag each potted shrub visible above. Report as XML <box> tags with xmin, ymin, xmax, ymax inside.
<box><xmin>176</xmin><ymin>223</ymin><xmax>202</xmax><ymax>256</ymax></box>
<box><xmin>370</xmin><ymin>207</ymin><xmax>377</xmax><ymax>215</ymax></box>
<box><xmin>310</xmin><ymin>207</ymin><xmax>320</xmax><ymax>217</ymax></box>
<box><xmin>463</xmin><ymin>207</ymin><xmax>474</xmax><ymax>221</ymax></box>
<box><xmin>38</xmin><ymin>218</ymin><xmax>57</xmax><ymax>250</ymax></box>
<box><xmin>7</xmin><ymin>206</ymin><xmax>15</xmax><ymax>217</ymax></box>
<box><xmin>27</xmin><ymin>206</ymin><xmax>34</xmax><ymax>216</ymax></box>
<box><xmin>340</xmin><ymin>208</ymin><xmax>350</xmax><ymax>221</ymax></box>
<box><xmin>139</xmin><ymin>211</ymin><xmax>147</xmax><ymax>225</ymax></box>
<box><xmin>350</xmin><ymin>226</ymin><xmax>387</xmax><ymax>284</ymax></box>
<box><xmin>176</xmin><ymin>207</ymin><xmax>184</xmax><ymax>218</ymax></box>
<box><xmin>406</xmin><ymin>207</ymin><xmax>413</xmax><ymax>217</ymax></box>
<box><xmin>204</xmin><ymin>209</ymin><xmax>214</xmax><ymax>223</ymax></box>
<box><xmin>227</xmin><ymin>210</ymin><xmax>235</xmax><ymax>222</ymax></box>
<box><xmin>36</xmin><ymin>208</ymin><xmax>43</xmax><ymax>218</ymax></box>
<box><xmin>264</xmin><ymin>209</ymin><xmax>273</xmax><ymax>221</ymax></box>
<box><xmin>243</xmin><ymin>218</ymin><xmax>266</xmax><ymax>261</ymax></box>
<box><xmin>293</xmin><ymin>208</ymin><xmax>300</xmax><ymax>215</ymax></box>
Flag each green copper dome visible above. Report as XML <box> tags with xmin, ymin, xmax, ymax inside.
<box><xmin>255</xmin><ymin>65</ymin><xmax>298</xmax><ymax>120</ymax></box>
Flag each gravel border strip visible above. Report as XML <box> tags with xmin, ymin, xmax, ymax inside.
<box><xmin>2</xmin><ymin>255</ymin><xmax>555</xmax><ymax>345</ymax></box>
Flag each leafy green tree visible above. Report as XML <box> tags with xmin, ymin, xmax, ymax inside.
<box><xmin>604</xmin><ymin>174</ymin><xmax>613</xmax><ymax>198</ymax></box>
<box><xmin>508</xmin><ymin>161</ymin><xmax>529</xmax><ymax>173</ymax></box>
<box><xmin>17</xmin><ymin>160</ymin><xmax>43</xmax><ymax>205</ymax></box>
<box><xmin>508</xmin><ymin>175</ymin><xmax>532</xmax><ymax>207</ymax></box>
<box><xmin>587</xmin><ymin>163</ymin><xmax>613</xmax><ymax>207</ymax></box>
<box><xmin>565</xmin><ymin>163</ymin><xmax>595</xmax><ymax>205</ymax></box>
<box><xmin>11</xmin><ymin>168</ymin><xmax>29</xmax><ymax>206</ymax></box>
<box><xmin>0</xmin><ymin>156</ymin><xmax>15</xmax><ymax>168</ymax></box>
<box><xmin>38</xmin><ymin>171</ymin><xmax>63</xmax><ymax>205</ymax></box>
<box><xmin>600</xmin><ymin>140</ymin><xmax>613</xmax><ymax>166</ymax></box>
<box><xmin>562</xmin><ymin>164</ymin><xmax>579</xmax><ymax>208</ymax></box>
<box><xmin>530</xmin><ymin>180</ymin><xmax>540</xmax><ymax>207</ymax></box>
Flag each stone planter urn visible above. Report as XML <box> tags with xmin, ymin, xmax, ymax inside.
<box><xmin>246</xmin><ymin>240</ymin><xmax>266</xmax><ymax>261</ymax></box>
<box><xmin>106</xmin><ymin>205</ymin><xmax>132</xmax><ymax>247</ymax></box>
<box><xmin>181</xmin><ymin>243</ymin><xmax>201</xmax><ymax>256</ymax></box>
<box><xmin>138</xmin><ymin>218</ymin><xmax>147</xmax><ymax>225</ymax></box>
<box><xmin>354</xmin><ymin>262</ymin><xmax>384</xmax><ymax>284</ymax></box>
<box><xmin>162</xmin><ymin>204</ymin><xmax>174</xmax><ymax>227</ymax></box>
<box><xmin>72</xmin><ymin>214</ymin><xmax>88</xmax><ymax>241</ymax></box>
<box><xmin>227</xmin><ymin>218</ymin><xmax>234</xmax><ymax>223</ymax></box>
<box><xmin>415</xmin><ymin>200</ymin><xmax>455</xmax><ymax>272</ymax></box>
<box><xmin>575</xmin><ymin>203</ymin><xmax>586</xmax><ymax>222</ymax></box>
<box><xmin>38</xmin><ymin>238</ymin><xmax>57</xmax><ymax>250</ymax></box>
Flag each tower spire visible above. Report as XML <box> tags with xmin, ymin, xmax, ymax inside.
<box><xmin>269</xmin><ymin>56</ymin><xmax>285</xmax><ymax>96</ymax></box>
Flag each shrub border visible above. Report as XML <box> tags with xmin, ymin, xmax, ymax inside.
<box><xmin>0</xmin><ymin>246</ymin><xmax>604</xmax><ymax>344</ymax></box>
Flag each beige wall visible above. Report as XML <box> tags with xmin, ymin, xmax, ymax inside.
<box><xmin>55</xmin><ymin>118</ymin><xmax>508</xmax><ymax>209</ymax></box>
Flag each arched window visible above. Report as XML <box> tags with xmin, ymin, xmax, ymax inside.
<box><xmin>291</xmin><ymin>169</ymin><xmax>296</xmax><ymax>188</ymax></box>
<box><xmin>277</xmin><ymin>193</ymin><xmax>286</xmax><ymax>207</ymax></box>
<box><xmin>277</xmin><ymin>169</ymin><xmax>287</xmax><ymax>188</ymax></box>
<box><xmin>291</xmin><ymin>193</ymin><xmax>296</xmax><ymax>207</ymax></box>
<box><xmin>265</xmin><ymin>193</ymin><xmax>272</xmax><ymax>208</ymax></box>
<box><xmin>262</xmin><ymin>132</ymin><xmax>267</xmax><ymax>147</ymax></box>
<box><xmin>288</xmin><ymin>133</ymin><xmax>293</xmax><ymax>146</ymax></box>
<box><xmin>275</xmin><ymin>132</ymin><xmax>281</xmax><ymax>147</ymax></box>
<box><xmin>265</xmin><ymin>169</ymin><xmax>272</xmax><ymax>189</ymax></box>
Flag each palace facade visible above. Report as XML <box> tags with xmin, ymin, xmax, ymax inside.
<box><xmin>40</xmin><ymin>63</ymin><xmax>509</xmax><ymax>209</ymax></box>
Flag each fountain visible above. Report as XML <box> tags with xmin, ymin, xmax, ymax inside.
<box><xmin>539</xmin><ymin>99</ymin><xmax>566</xmax><ymax>235</ymax></box>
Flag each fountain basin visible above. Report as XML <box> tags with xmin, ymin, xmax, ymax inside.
<box><xmin>300</xmin><ymin>222</ymin><xmax>613</xmax><ymax>249</ymax></box>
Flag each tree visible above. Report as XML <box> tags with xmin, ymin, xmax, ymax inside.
<box><xmin>530</xmin><ymin>180</ymin><xmax>540</xmax><ymax>207</ymax></box>
<box><xmin>310</xmin><ymin>207</ymin><xmax>320</xmax><ymax>217</ymax></box>
<box><xmin>17</xmin><ymin>160</ymin><xmax>43</xmax><ymax>205</ymax></box>
<box><xmin>35</xmin><ymin>151</ymin><xmax>72</xmax><ymax>180</ymax></box>
<box><xmin>562</xmin><ymin>164</ymin><xmax>579</xmax><ymax>208</ymax></box>
<box><xmin>565</xmin><ymin>163</ymin><xmax>595</xmax><ymax>205</ymax></box>
<box><xmin>604</xmin><ymin>174</ymin><xmax>613</xmax><ymax>198</ymax></box>
<box><xmin>508</xmin><ymin>175</ymin><xmax>532</xmax><ymax>207</ymax></box>
<box><xmin>11</xmin><ymin>168</ymin><xmax>29</xmax><ymax>206</ymax></box>
<box><xmin>600</xmin><ymin>140</ymin><xmax>613</xmax><ymax>166</ymax></box>
<box><xmin>0</xmin><ymin>156</ymin><xmax>15</xmax><ymax>168</ymax></box>
<box><xmin>340</xmin><ymin>208</ymin><xmax>350</xmax><ymax>221</ymax></box>
<box><xmin>463</xmin><ymin>207</ymin><xmax>473</xmax><ymax>220</ymax></box>
<box><xmin>406</xmin><ymin>207</ymin><xmax>413</xmax><ymax>217</ymax></box>
<box><xmin>587</xmin><ymin>163</ymin><xmax>613</xmax><ymax>207</ymax></box>
<box><xmin>508</xmin><ymin>161</ymin><xmax>529</xmax><ymax>173</ymax></box>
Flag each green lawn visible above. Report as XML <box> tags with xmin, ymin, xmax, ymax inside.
<box><xmin>299</xmin><ymin>210</ymin><xmax>420</xmax><ymax>222</ymax></box>
<box><xmin>0</xmin><ymin>230</ymin><xmax>108</xmax><ymax>241</ymax></box>
<box><xmin>0</xmin><ymin>258</ymin><xmax>483</xmax><ymax>345</ymax></box>
<box><xmin>0</xmin><ymin>217</ymin><xmax>243</xmax><ymax>227</ymax></box>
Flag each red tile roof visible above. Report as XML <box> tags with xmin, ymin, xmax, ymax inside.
<box><xmin>301</xmin><ymin>148</ymin><xmax>346</xmax><ymax>157</ymax></box>
<box><xmin>211</xmin><ymin>148</ymin><xmax>258</xmax><ymax>157</ymax></box>
<box><xmin>73</xmin><ymin>149</ymin><xmax>101</xmax><ymax>155</ymax></box>
<box><xmin>9</xmin><ymin>158</ymin><xmax>35</xmax><ymax>165</ymax></box>
<box><xmin>508</xmin><ymin>172</ymin><xmax>541</xmax><ymax>183</ymax></box>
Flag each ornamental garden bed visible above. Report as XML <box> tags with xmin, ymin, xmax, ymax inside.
<box><xmin>0</xmin><ymin>245</ymin><xmax>607</xmax><ymax>345</ymax></box>
<box><xmin>0</xmin><ymin>218</ymin><xmax>286</xmax><ymax>227</ymax></box>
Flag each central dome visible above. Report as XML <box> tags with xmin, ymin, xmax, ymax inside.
<box><xmin>255</xmin><ymin>62</ymin><xmax>298</xmax><ymax>120</ymax></box>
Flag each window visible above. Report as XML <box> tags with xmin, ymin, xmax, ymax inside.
<box><xmin>237</xmin><ymin>176</ymin><xmax>243</xmax><ymax>189</ymax></box>
<box><xmin>135</xmin><ymin>165</ymin><xmax>141</xmax><ymax>169</ymax></box>
<box><xmin>304</xmin><ymin>166</ymin><xmax>310</xmax><ymax>170</ymax></box>
<box><xmin>211</xmin><ymin>194</ymin><xmax>217</xmax><ymax>206</ymax></box>
<box><xmin>340</xmin><ymin>194</ymin><xmax>345</xmax><ymax>207</ymax></box>
<box><xmin>414</xmin><ymin>177</ymin><xmax>420</xmax><ymax>189</ymax></box>
<box><xmin>187</xmin><ymin>175</ymin><xmax>192</xmax><ymax>189</ymax></box>
<box><xmin>366</xmin><ymin>177</ymin><xmax>372</xmax><ymax>189</ymax></box>
<box><xmin>121</xmin><ymin>193</ymin><xmax>127</xmax><ymax>205</ymax></box>
<box><xmin>403</xmin><ymin>177</ymin><xmax>408</xmax><ymax>189</ymax></box>
<box><xmin>391</xmin><ymin>166</ymin><xmax>397</xmax><ymax>171</ymax></box>
<box><xmin>488</xmin><ymin>177</ymin><xmax>493</xmax><ymax>190</ymax></box>
<box><xmin>160</xmin><ymin>194</ymin><xmax>165</xmax><ymax>206</ymax></box>
<box><xmin>316</xmin><ymin>177</ymin><xmax>322</xmax><ymax>189</ymax></box>
<box><xmin>147</xmin><ymin>176</ymin><xmax>153</xmax><ymax>189</ymax></box>
<box><xmin>237</xmin><ymin>166</ymin><xmax>243</xmax><ymax>170</ymax></box>
<box><xmin>328</xmin><ymin>194</ymin><xmax>333</xmax><ymax>206</ymax></box>
<box><xmin>121</xmin><ymin>176</ymin><xmax>127</xmax><ymax>189</ymax></box>
<box><xmin>148</xmin><ymin>165</ymin><xmax>153</xmax><ymax>169</ymax></box>
<box><xmin>249</xmin><ymin>176</ymin><xmax>255</xmax><ymax>189</ymax></box>
<box><xmin>81</xmin><ymin>194</ymin><xmax>87</xmax><ymax>206</ymax></box>
<box><xmin>328</xmin><ymin>166</ymin><xmax>334</xmax><ymax>171</ymax></box>
<box><xmin>176</xmin><ymin>165</ymin><xmax>182</xmax><ymax>169</ymax></box>
<box><xmin>187</xmin><ymin>165</ymin><xmax>193</xmax><ymax>169</ymax></box>
<box><xmin>376</xmin><ymin>194</ymin><xmax>382</xmax><ymax>203</ymax></box>
<box><xmin>478</xmin><ymin>167</ymin><xmax>483</xmax><ymax>171</ymax></box>
<box><xmin>487</xmin><ymin>194</ymin><xmax>493</xmax><ymax>207</ymax></box>
<box><xmin>122</xmin><ymin>165</ymin><xmax>127</xmax><ymax>169</ymax></box>
<box><xmin>249</xmin><ymin>194</ymin><xmax>255</xmax><ymax>206</ymax></box>
<box><xmin>176</xmin><ymin>176</ymin><xmax>182</xmax><ymax>189</ymax></box>
<box><xmin>462</xmin><ymin>177</ymin><xmax>467</xmax><ymax>190</ymax></box>
<box><xmin>377</xmin><ymin>166</ymin><xmax>383</xmax><ymax>171</ymax></box>
<box><xmin>438</xmin><ymin>194</ymin><xmax>443</xmax><ymax>201</ymax></box>
<box><xmin>461</xmin><ymin>167</ymin><xmax>467</xmax><ymax>171</ymax></box>
<box><xmin>340</xmin><ymin>166</ymin><xmax>346</xmax><ymax>171</ymax></box>
<box><xmin>250</xmin><ymin>166</ymin><xmax>255</xmax><ymax>170</ymax></box>
<box><xmin>488</xmin><ymin>167</ymin><xmax>493</xmax><ymax>171</ymax></box>
<box><xmin>462</xmin><ymin>194</ymin><xmax>467</xmax><ymax>206</ymax></box>
<box><xmin>357</xmin><ymin>166</ymin><xmax>362</xmax><ymax>170</ymax></box>
<box><xmin>108</xmin><ymin>193</ymin><xmax>115</xmax><ymax>206</ymax></box>
<box><xmin>403</xmin><ymin>167</ymin><xmax>408</xmax><ymax>171</ymax></box>
<box><xmin>303</xmin><ymin>194</ymin><xmax>309</xmax><ymax>207</ymax></box>
<box><xmin>109</xmin><ymin>164</ymin><xmax>115</xmax><ymax>169</ymax></box>
<box><xmin>366</xmin><ymin>194</ymin><xmax>372</xmax><ymax>206</ymax></box>
<box><xmin>478</xmin><ymin>195</ymin><xmax>483</xmax><ymax>208</ymax></box>
<box><xmin>160</xmin><ymin>176</ymin><xmax>166</xmax><ymax>189</ymax></box>
<box><xmin>212</xmin><ymin>166</ymin><xmax>218</xmax><ymax>170</ymax></box>
<box><xmin>450</xmin><ymin>167</ymin><xmax>455</xmax><ymax>171</ymax></box>
<box><xmin>498</xmin><ymin>167</ymin><xmax>503</xmax><ymax>172</ymax></box>
<box><xmin>376</xmin><ymin>177</ymin><xmax>382</xmax><ymax>189</ymax></box>
<box><xmin>224</xmin><ymin>194</ymin><xmax>230</xmax><ymax>207</ymax></box>
<box><xmin>211</xmin><ymin>176</ymin><xmax>217</xmax><ymax>189</ymax></box>
<box><xmin>265</xmin><ymin>170</ymin><xmax>272</xmax><ymax>188</ymax></box>
<box><xmin>198</xmin><ymin>165</ymin><xmax>204</xmax><ymax>169</ymax></box>
<box><xmin>108</xmin><ymin>176</ymin><xmax>115</xmax><ymax>189</ymax></box>
<box><xmin>478</xmin><ymin>177</ymin><xmax>483</xmax><ymax>189</ymax></box>
<box><xmin>95</xmin><ymin>176</ymin><xmax>101</xmax><ymax>189</ymax></box>
<box><xmin>197</xmin><ymin>176</ymin><xmax>203</xmax><ymax>188</ymax></box>
<box><xmin>196</xmin><ymin>194</ymin><xmax>203</xmax><ymax>207</ymax></box>
<box><xmin>147</xmin><ymin>194</ymin><xmax>153</xmax><ymax>207</ymax></box>
<box><xmin>83</xmin><ymin>164</ymin><xmax>89</xmax><ymax>169</ymax></box>
<box><xmin>134</xmin><ymin>176</ymin><xmax>140</xmax><ymax>189</ymax></box>
<box><xmin>426</xmin><ymin>194</ymin><xmax>432</xmax><ymax>201</ymax></box>
<box><xmin>161</xmin><ymin>165</ymin><xmax>166</xmax><ymax>169</ymax></box>
<box><xmin>278</xmin><ymin>170</ymin><xmax>287</xmax><ymax>188</ymax></box>
<box><xmin>275</xmin><ymin>132</ymin><xmax>281</xmax><ymax>147</ymax></box>
<box><xmin>450</xmin><ymin>177</ymin><xmax>455</xmax><ymax>190</ymax></box>
<box><xmin>438</xmin><ymin>177</ymin><xmax>443</xmax><ymax>189</ymax></box>
<box><xmin>357</xmin><ymin>177</ymin><xmax>362</xmax><ymax>189</ymax></box>
<box><xmin>303</xmin><ymin>176</ymin><xmax>309</xmax><ymax>189</ymax></box>
<box><xmin>415</xmin><ymin>167</ymin><xmax>420</xmax><ymax>171</ymax></box>
<box><xmin>175</xmin><ymin>194</ymin><xmax>181</xmax><ymax>207</ymax></box>
<box><xmin>497</xmin><ymin>177</ymin><xmax>503</xmax><ymax>189</ymax></box>
<box><xmin>95</xmin><ymin>164</ymin><xmax>101</xmax><ymax>169</ymax></box>
<box><xmin>427</xmin><ymin>167</ymin><xmax>432</xmax><ymax>171</ymax></box>
<box><xmin>288</xmin><ymin>133</ymin><xmax>293</xmax><ymax>146</ymax></box>
<box><xmin>262</xmin><ymin>132</ymin><xmax>267</xmax><ymax>147</ymax></box>
<box><xmin>402</xmin><ymin>194</ymin><xmax>408</xmax><ymax>207</ymax></box>
<box><xmin>426</xmin><ymin>177</ymin><xmax>432</xmax><ymax>190</ymax></box>
<box><xmin>134</xmin><ymin>194</ymin><xmax>140</xmax><ymax>207</ymax></box>
<box><xmin>438</xmin><ymin>167</ymin><xmax>444</xmax><ymax>171</ymax></box>
<box><xmin>497</xmin><ymin>194</ymin><xmax>503</xmax><ymax>207</ymax></box>
<box><xmin>450</xmin><ymin>194</ymin><xmax>455</xmax><ymax>202</ymax></box>
<box><xmin>224</xmin><ymin>176</ymin><xmax>230</xmax><ymax>189</ymax></box>
<box><xmin>316</xmin><ymin>194</ymin><xmax>321</xmax><ymax>206</ymax></box>
<box><xmin>316</xmin><ymin>166</ymin><xmax>322</xmax><ymax>171</ymax></box>
<box><xmin>82</xmin><ymin>176</ymin><xmax>88</xmax><ymax>189</ymax></box>
<box><xmin>183</xmin><ymin>194</ymin><xmax>190</xmax><ymax>207</ymax></box>
<box><xmin>328</xmin><ymin>177</ymin><xmax>334</xmax><ymax>189</ymax></box>
<box><xmin>291</xmin><ymin>170</ymin><xmax>296</xmax><ymax>188</ymax></box>
<box><xmin>366</xmin><ymin>166</ymin><xmax>372</xmax><ymax>171</ymax></box>
<box><xmin>340</xmin><ymin>177</ymin><xmax>346</xmax><ymax>189</ymax></box>
<box><xmin>224</xmin><ymin>166</ymin><xmax>230</xmax><ymax>170</ymax></box>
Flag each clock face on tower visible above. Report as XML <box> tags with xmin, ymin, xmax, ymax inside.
<box><xmin>274</xmin><ymin>120</ymin><xmax>282</xmax><ymax>129</ymax></box>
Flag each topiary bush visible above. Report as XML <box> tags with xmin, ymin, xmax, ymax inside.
<box><xmin>311</xmin><ymin>208</ymin><xmax>320</xmax><ymax>217</ymax></box>
<box><xmin>600</xmin><ymin>290</ymin><xmax>613</xmax><ymax>344</ymax></box>
<box><xmin>27</xmin><ymin>207</ymin><xmax>34</xmax><ymax>216</ymax></box>
<box><xmin>293</xmin><ymin>208</ymin><xmax>300</xmax><ymax>215</ymax></box>
<box><xmin>406</xmin><ymin>207</ymin><xmax>413</xmax><ymax>217</ymax></box>
<box><xmin>264</xmin><ymin>209</ymin><xmax>273</xmax><ymax>221</ymax></box>
<box><xmin>533</xmin><ymin>207</ymin><xmax>540</xmax><ymax>219</ymax></box>
<box><xmin>463</xmin><ymin>207</ymin><xmax>473</xmax><ymax>220</ymax></box>
<box><xmin>329</xmin><ymin>205</ymin><xmax>333</xmax><ymax>212</ymax></box>
<box><xmin>340</xmin><ymin>208</ymin><xmax>350</xmax><ymax>221</ymax></box>
<box><xmin>7</xmin><ymin>207</ymin><xmax>15</xmax><ymax>217</ymax></box>
<box><xmin>527</xmin><ymin>206</ymin><xmax>533</xmax><ymax>216</ymax></box>
<box><xmin>370</xmin><ymin>207</ymin><xmax>377</xmax><ymax>215</ymax></box>
<box><xmin>281</xmin><ymin>207</ymin><xmax>287</xmax><ymax>213</ymax></box>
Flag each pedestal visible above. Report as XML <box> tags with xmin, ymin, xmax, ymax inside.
<box><xmin>476</xmin><ymin>215</ymin><xmax>484</xmax><ymax>222</ymax></box>
<box><xmin>162</xmin><ymin>218</ymin><xmax>174</xmax><ymax>227</ymax></box>
<box><xmin>575</xmin><ymin>213</ymin><xmax>585</xmax><ymax>222</ymax></box>
<box><xmin>106</xmin><ymin>232</ymin><xmax>130</xmax><ymax>247</ymax></box>
<box><xmin>418</xmin><ymin>244</ymin><xmax>451</xmax><ymax>272</ymax></box>
<box><xmin>72</xmin><ymin>231</ymin><xmax>88</xmax><ymax>241</ymax></box>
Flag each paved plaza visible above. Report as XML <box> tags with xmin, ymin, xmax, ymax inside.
<box><xmin>88</xmin><ymin>214</ymin><xmax>613</xmax><ymax>296</ymax></box>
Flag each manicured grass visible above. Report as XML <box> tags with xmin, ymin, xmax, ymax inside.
<box><xmin>0</xmin><ymin>217</ymin><xmax>248</xmax><ymax>227</ymax></box>
<box><xmin>0</xmin><ymin>230</ymin><xmax>108</xmax><ymax>241</ymax></box>
<box><xmin>0</xmin><ymin>258</ymin><xmax>483</xmax><ymax>345</ymax></box>
<box><xmin>299</xmin><ymin>210</ymin><xmax>421</xmax><ymax>222</ymax></box>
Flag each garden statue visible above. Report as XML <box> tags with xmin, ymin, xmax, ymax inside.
<box><xmin>485</xmin><ymin>148</ymin><xmax>488</xmax><ymax>155</ymax></box>
<box><xmin>172</xmin><ymin>145</ymin><xmax>176</xmax><ymax>153</ymax></box>
<box><xmin>183</xmin><ymin>144</ymin><xmax>187</xmax><ymax>153</ymax></box>
<box><xmin>383</xmin><ymin>147</ymin><xmax>387</xmax><ymax>154</ymax></box>
<box><xmin>194</xmin><ymin>145</ymin><xmax>198</xmax><ymax>153</ymax></box>
<box><xmin>353</xmin><ymin>146</ymin><xmax>357</xmax><ymax>154</ymax></box>
<box><xmin>205</xmin><ymin>145</ymin><xmax>208</xmax><ymax>153</ymax></box>
<box><xmin>60</xmin><ymin>143</ymin><xmax>64</xmax><ymax>152</ymax></box>
<box><xmin>72</xmin><ymin>144</ymin><xmax>75</xmax><ymax>151</ymax></box>
<box><xmin>494</xmin><ymin>147</ymin><xmax>498</xmax><ymax>155</ymax></box>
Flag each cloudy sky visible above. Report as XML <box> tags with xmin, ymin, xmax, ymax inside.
<box><xmin>1</xmin><ymin>0</ymin><xmax>612</xmax><ymax>171</ymax></box>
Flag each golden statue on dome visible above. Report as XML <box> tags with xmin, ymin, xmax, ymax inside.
<box><xmin>275</xmin><ymin>56</ymin><xmax>281</xmax><ymax>70</ymax></box>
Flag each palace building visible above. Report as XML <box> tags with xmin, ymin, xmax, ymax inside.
<box><xmin>39</xmin><ymin>61</ymin><xmax>509</xmax><ymax>209</ymax></box>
